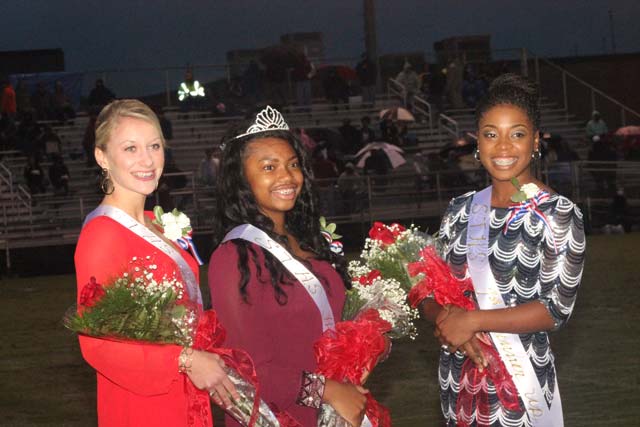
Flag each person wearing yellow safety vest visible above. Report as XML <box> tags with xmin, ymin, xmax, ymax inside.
<box><xmin>178</xmin><ymin>69</ymin><xmax>205</xmax><ymax>110</ymax></box>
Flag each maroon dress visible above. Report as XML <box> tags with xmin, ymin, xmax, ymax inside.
<box><xmin>208</xmin><ymin>241</ymin><xmax>346</xmax><ymax>427</ymax></box>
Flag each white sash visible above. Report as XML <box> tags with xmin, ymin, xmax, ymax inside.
<box><xmin>223</xmin><ymin>224</ymin><xmax>373</xmax><ymax>427</ymax></box>
<box><xmin>83</xmin><ymin>205</ymin><xmax>202</xmax><ymax>305</ymax></box>
<box><xmin>468</xmin><ymin>187</ymin><xmax>563</xmax><ymax>427</ymax></box>
<box><xmin>222</xmin><ymin>224</ymin><xmax>335</xmax><ymax>332</ymax></box>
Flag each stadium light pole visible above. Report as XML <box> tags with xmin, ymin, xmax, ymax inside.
<box><xmin>363</xmin><ymin>0</ymin><xmax>381</xmax><ymax>91</ymax></box>
<box><xmin>608</xmin><ymin>9</ymin><xmax>617</xmax><ymax>53</ymax></box>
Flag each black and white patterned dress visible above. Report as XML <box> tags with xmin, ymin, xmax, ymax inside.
<box><xmin>438</xmin><ymin>190</ymin><xmax>586</xmax><ymax>426</ymax></box>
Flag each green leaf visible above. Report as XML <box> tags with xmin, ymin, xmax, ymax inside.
<box><xmin>510</xmin><ymin>177</ymin><xmax>521</xmax><ymax>190</ymax></box>
<box><xmin>171</xmin><ymin>208</ymin><xmax>180</xmax><ymax>216</ymax></box>
<box><xmin>327</xmin><ymin>223</ymin><xmax>336</xmax><ymax>233</ymax></box>
<box><xmin>153</xmin><ymin>206</ymin><xmax>164</xmax><ymax>224</ymax></box>
<box><xmin>332</xmin><ymin>232</ymin><xmax>342</xmax><ymax>240</ymax></box>
<box><xmin>511</xmin><ymin>190</ymin><xmax>528</xmax><ymax>203</ymax></box>
<box><xmin>319</xmin><ymin>217</ymin><xmax>327</xmax><ymax>228</ymax></box>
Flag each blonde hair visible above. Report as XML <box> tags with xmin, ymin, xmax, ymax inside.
<box><xmin>94</xmin><ymin>99</ymin><xmax>165</xmax><ymax>152</ymax></box>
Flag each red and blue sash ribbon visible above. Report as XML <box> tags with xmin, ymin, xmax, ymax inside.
<box><xmin>177</xmin><ymin>233</ymin><xmax>204</xmax><ymax>265</ymax></box>
<box><xmin>504</xmin><ymin>190</ymin><xmax>558</xmax><ymax>253</ymax></box>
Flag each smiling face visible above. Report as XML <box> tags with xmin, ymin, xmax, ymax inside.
<box><xmin>95</xmin><ymin>116</ymin><xmax>164</xmax><ymax>200</ymax></box>
<box><xmin>477</xmin><ymin>103</ymin><xmax>539</xmax><ymax>183</ymax></box>
<box><xmin>242</xmin><ymin>137</ymin><xmax>303</xmax><ymax>228</ymax></box>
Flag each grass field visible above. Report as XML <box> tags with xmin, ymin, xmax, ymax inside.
<box><xmin>1</xmin><ymin>233</ymin><xmax>639</xmax><ymax>426</ymax></box>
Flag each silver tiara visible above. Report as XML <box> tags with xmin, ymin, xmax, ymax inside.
<box><xmin>234</xmin><ymin>105</ymin><xmax>290</xmax><ymax>140</ymax></box>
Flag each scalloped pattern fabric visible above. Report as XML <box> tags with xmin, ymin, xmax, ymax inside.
<box><xmin>437</xmin><ymin>191</ymin><xmax>586</xmax><ymax>427</ymax></box>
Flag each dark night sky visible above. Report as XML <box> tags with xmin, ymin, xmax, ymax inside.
<box><xmin>2</xmin><ymin>0</ymin><xmax>639</xmax><ymax>71</ymax></box>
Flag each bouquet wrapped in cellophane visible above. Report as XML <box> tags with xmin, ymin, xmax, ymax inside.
<box><xmin>358</xmin><ymin>222</ymin><xmax>521</xmax><ymax>427</ymax></box>
<box><xmin>314</xmin><ymin>221</ymin><xmax>420</xmax><ymax>427</ymax></box>
<box><xmin>64</xmin><ymin>256</ymin><xmax>286</xmax><ymax>427</ymax></box>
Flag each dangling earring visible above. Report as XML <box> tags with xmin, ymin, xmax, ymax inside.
<box><xmin>100</xmin><ymin>168</ymin><xmax>114</xmax><ymax>195</ymax></box>
<box><xmin>474</xmin><ymin>149</ymin><xmax>480</xmax><ymax>161</ymax></box>
<box><xmin>531</xmin><ymin>150</ymin><xmax>541</xmax><ymax>160</ymax></box>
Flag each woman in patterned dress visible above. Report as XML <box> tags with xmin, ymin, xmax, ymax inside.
<box><xmin>419</xmin><ymin>74</ymin><xmax>586</xmax><ymax>426</ymax></box>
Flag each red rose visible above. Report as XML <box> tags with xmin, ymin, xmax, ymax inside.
<box><xmin>368</xmin><ymin>222</ymin><xmax>395</xmax><ymax>245</ymax></box>
<box><xmin>79</xmin><ymin>277</ymin><xmax>105</xmax><ymax>308</ymax></box>
<box><xmin>389</xmin><ymin>223</ymin><xmax>406</xmax><ymax>237</ymax></box>
<box><xmin>368</xmin><ymin>222</ymin><xmax>405</xmax><ymax>245</ymax></box>
<box><xmin>357</xmin><ymin>269</ymin><xmax>381</xmax><ymax>286</ymax></box>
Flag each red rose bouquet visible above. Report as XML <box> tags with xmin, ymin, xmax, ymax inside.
<box><xmin>314</xmin><ymin>221</ymin><xmax>419</xmax><ymax>427</ymax></box>
<box><xmin>358</xmin><ymin>222</ymin><xmax>521</xmax><ymax>427</ymax></box>
<box><xmin>65</xmin><ymin>256</ymin><xmax>284</xmax><ymax>427</ymax></box>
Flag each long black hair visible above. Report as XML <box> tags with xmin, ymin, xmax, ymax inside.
<box><xmin>475</xmin><ymin>73</ymin><xmax>540</xmax><ymax>130</ymax></box>
<box><xmin>213</xmin><ymin>125</ymin><xmax>350</xmax><ymax>305</ymax></box>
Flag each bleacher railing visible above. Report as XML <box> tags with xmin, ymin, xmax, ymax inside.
<box><xmin>412</xmin><ymin>95</ymin><xmax>433</xmax><ymax>130</ymax></box>
<box><xmin>438</xmin><ymin>113</ymin><xmax>459</xmax><ymax>143</ymax></box>
<box><xmin>529</xmin><ymin>51</ymin><xmax>640</xmax><ymax>130</ymax></box>
<box><xmin>386</xmin><ymin>78</ymin><xmax>406</xmax><ymax>107</ymax></box>
<box><xmin>0</xmin><ymin>162</ymin><xmax>14</xmax><ymax>200</ymax></box>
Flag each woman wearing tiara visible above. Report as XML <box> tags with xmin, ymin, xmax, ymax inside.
<box><xmin>74</xmin><ymin>99</ymin><xmax>235</xmax><ymax>426</ymax></box>
<box><xmin>419</xmin><ymin>75</ymin><xmax>586</xmax><ymax>426</ymax></box>
<box><xmin>208</xmin><ymin>106</ymin><xmax>368</xmax><ymax>427</ymax></box>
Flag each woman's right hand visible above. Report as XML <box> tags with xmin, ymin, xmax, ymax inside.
<box><xmin>187</xmin><ymin>350</ymin><xmax>239</xmax><ymax>408</ymax></box>
<box><xmin>459</xmin><ymin>334</ymin><xmax>488</xmax><ymax>371</ymax></box>
<box><xmin>323</xmin><ymin>378</ymin><xmax>368</xmax><ymax>427</ymax></box>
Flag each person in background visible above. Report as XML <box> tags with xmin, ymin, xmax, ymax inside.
<box><xmin>395</xmin><ymin>62</ymin><xmax>420</xmax><ymax>111</ymax></box>
<box><xmin>41</xmin><ymin>124</ymin><xmax>62</xmax><ymax>161</ymax></box>
<box><xmin>53</xmin><ymin>80</ymin><xmax>76</xmax><ymax>124</ymax></box>
<box><xmin>1</xmin><ymin>80</ymin><xmax>17</xmax><ymax>123</ymax></box>
<box><xmin>337</xmin><ymin>162</ymin><xmax>364</xmax><ymax>214</ymax></box>
<box><xmin>49</xmin><ymin>153</ymin><xmax>70</xmax><ymax>196</ymax></box>
<box><xmin>31</xmin><ymin>82</ymin><xmax>54</xmax><ymax>121</ymax></box>
<box><xmin>356</xmin><ymin>53</ymin><xmax>377</xmax><ymax>107</ymax></box>
<box><xmin>23</xmin><ymin>154</ymin><xmax>46</xmax><ymax>194</ymax></box>
<box><xmin>197</xmin><ymin>148</ymin><xmax>219</xmax><ymax>187</ymax></box>
<box><xmin>88</xmin><ymin>79</ymin><xmax>116</xmax><ymax>110</ymax></box>
<box><xmin>359</xmin><ymin>115</ymin><xmax>376</xmax><ymax>145</ymax></box>
<box><xmin>585</xmin><ymin>110</ymin><xmax>608</xmax><ymax>141</ymax></box>
<box><xmin>338</xmin><ymin>118</ymin><xmax>361</xmax><ymax>156</ymax></box>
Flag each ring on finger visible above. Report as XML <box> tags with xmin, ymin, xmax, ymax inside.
<box><xmin>209</xmin><ymin>390</ymin><xmax>217</xmax><ymax>398</ymax></box>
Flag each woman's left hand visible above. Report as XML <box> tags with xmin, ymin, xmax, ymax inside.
<box><xmin>434</xmin><ymin>306</ymin><xmax>478</xmax><ymax>353</ymax></box>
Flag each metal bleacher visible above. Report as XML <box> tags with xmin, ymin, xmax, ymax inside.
<box><xmin>1</xmin><ymin>63</ymin><xmax>639</xmax><ymax>270</ymax></box>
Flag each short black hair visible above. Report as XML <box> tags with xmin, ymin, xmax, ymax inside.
<box><xmin>475</xmin><ymin>73</ymin><xmax>540</xmax><ymax>129</ymax></box>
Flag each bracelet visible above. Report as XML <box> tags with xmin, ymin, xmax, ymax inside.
<box><xmin>296</xmin><ymin>371</ymin><xmax>326</xmax><ymax>409</ymax></box>
<box><xmin>178</xmin><ymin>347</ymin><xmax>194</xmax><ymax>374</ymax></box>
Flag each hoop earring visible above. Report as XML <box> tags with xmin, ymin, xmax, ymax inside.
<box><xmin>474</xmin><ymin>149</ymin><xmax>480</xmax><ymax>161</ymax></box>
<box><xmin>100</xmin><ymin>168</ymin><xmax>114</xmax><ymax>195</ymax></box>
<box><xmin>531</xmin><ymin>150</ymin><xmax>541</xmax><ymax>160</ymax></box>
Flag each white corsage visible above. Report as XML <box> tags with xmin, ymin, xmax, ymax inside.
<box><xmin>152</xmin><ymin>206</ymin><xmax>203</xmax><ymax>265</ymax></box>
<box><xmin>153</xmin><ymin>206</ymin><xmax>192</xmax><ymax>240</ymax></box>
<box><xmin>510</xmin><ymin>178</ymin><xmax>541</xmax><ymax>203</ymax></box>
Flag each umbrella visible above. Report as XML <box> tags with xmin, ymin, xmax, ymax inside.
<box><xmin>615</xmin><ymin>126</ymin><xmax>640</xmax><ymax>136</ymax></box>
<box><xmin>355</xmin><ymin>142</ymin><xmax>406</xmax><ymax>169</ymax></box>
<box><xmin>316</xmin><ymin>64</ymin><xmax>358</xmax><ymax>81</ymax></box>
<box><xmin>379</xmin><ymin>107</ymin><xmax>415</xmax><ymax>122</ymax></box>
